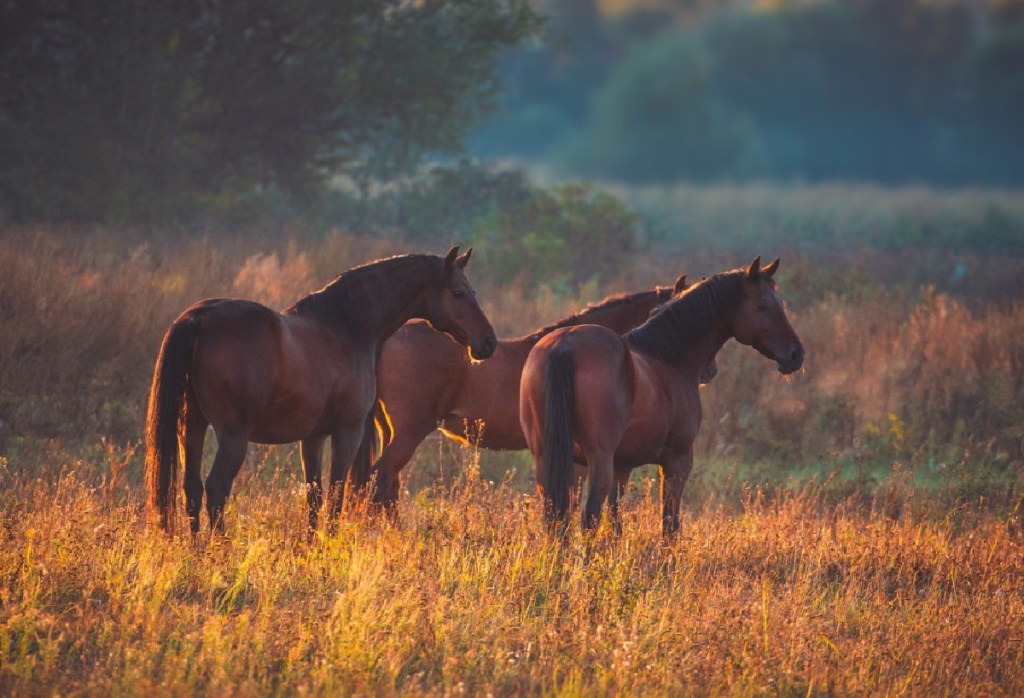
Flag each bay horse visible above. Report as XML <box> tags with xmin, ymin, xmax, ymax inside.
<box><xmin>351</xmin><ymin>275</ymin><xmax>717</xmax><ymax>508</ymax></box>
<box><xmin>520</xmin><ymin>257</ymin><xmax>804</xmax><ymax>535</ymax></box>
<box><xmin>145</xmin><ymin>247</ymin><xmax>496</xmax><ymax>534</ymax></box>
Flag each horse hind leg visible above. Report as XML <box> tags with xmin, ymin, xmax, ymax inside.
<box><xmin>582</xmin><ymin>452</ymin><xmax>614</xmax><ymax>531</ymax></box>
<box><xmin>205</xmin><ymin>430</ymin><xmax>248</xmax><ymax>533</ymax></box>
<box><xmin>370</xmin><ymin>424</ymin><xmax>432</xmax><ymax>512</ymax></box>
<box><xmin>345</xmin><ymin>410</ymin><xmax>378</xmax><ymax>501</ymax></box>
<box><xmin>182</xmin><ymin>395</ymin><xmax>208</xmax><ymax>535</ymax></box>
<box><xmin>607</xmin><ymin>469</ymin><xmax>630</xmax><ymax>536</ymax></box>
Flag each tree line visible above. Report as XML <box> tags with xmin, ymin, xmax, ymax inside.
<box><xmin>473</xmin><ymin>0</ymin><xmax>1024</xmax><ymax>186</ymax></box>
<box><xmin>0</xmin><ymin>0</ymin><xmax>541</xmax><ymax>223</ymax></box>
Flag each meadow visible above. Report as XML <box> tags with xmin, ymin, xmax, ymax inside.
<box><xmin>1</xmin><ymin>184</ymin><xmax>1023</xmax><ymax>694</ymax></box>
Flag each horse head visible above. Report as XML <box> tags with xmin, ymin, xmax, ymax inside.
<box><xmin>424</xmin><ymin>247</ymin><xmax>497</xmax><ymax>360</ymax></box>
<box><xmin>732</xmin><ymin>257</ymin><xmax>804</xmax><ymax>374</ymax></box>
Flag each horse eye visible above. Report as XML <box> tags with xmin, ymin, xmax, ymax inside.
<box><xmin>452</xmin><ymin>289</ymin><xmax>465</xmax><ymax>299</ymax></box>
<box><xmin>758</xmin><ymin>304</ymin><xmax>770</xmax><ymax>313</ymax></box>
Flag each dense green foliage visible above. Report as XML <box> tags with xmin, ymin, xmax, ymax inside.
<box><xmin>0</xmin><ymin>0</ymin><xmax>541</xmax><ymax>223</ymax></box>
<box><xmin>473</xmin><ymin>0</ymin><xmax>1024</xmax><ymax>185</ymax></box>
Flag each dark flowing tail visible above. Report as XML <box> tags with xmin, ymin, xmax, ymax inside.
<box><xmin>542</xmin><ymin>345</ymin><xmax>576</xmax><ymax>523</ymax></box>
<box><xmin>145</xmin><ymin>315</ymin><xmax>199</xmax><ymax>533</ymax></box>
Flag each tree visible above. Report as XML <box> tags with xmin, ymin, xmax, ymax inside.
<box><xmin>557</xmin><ymin>31</ymin><xmax>759</xmax><ymax>182</ymax></box>
<box><xmin>0</xmin><ymin>0</ymin><xmax>542</xmax><ymax>222</ymax></box>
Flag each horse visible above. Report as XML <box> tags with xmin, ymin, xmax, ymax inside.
<box><xmin>520</xmin><ymin>257</ymin><xmax>804</xmax><ymax>535</ymax></box>
<box><xmin>350</xmin><ymin>275</ymin><xmax>717</xmax><ymax>509</ymax></box>
<box><xmin>144</xmin><ymin>247</ymin><xmax>496</xmax><ymax>534</ymax></box>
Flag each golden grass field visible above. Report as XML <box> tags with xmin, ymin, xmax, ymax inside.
<box><xmin>2</xmin><ymin>207</ymin><xmax>1023</xmax><ymax>695</ymax></box>
<box><xmin>2</xmin><ymin>447</ymin><xmax>1023</xmax><ymax>695</ymax></box>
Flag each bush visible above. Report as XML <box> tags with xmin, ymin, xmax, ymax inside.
<box><xmin>470</xmin><ymin>182</ymin><xmax>641</xmax><ymax>292</ymax></box>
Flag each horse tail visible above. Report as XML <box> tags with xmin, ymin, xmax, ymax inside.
<box><xmin>542</xmin><ymin>345</ymin><xmax>576</xmax><ymax>523</ymax></box>
<box><xmin>145</xmin><ymin>315</ymin><xmax>200</xmax><ymax>533</ymax></box>
<box><xmin>373</xmin><ymin>398</ymin><xmax>393</xmax><ymax>454</ymax></box>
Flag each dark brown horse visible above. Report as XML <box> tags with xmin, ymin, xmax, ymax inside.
<box><xmin>351</xmin><ymin>276</ymin><xmax>717</xmax><ymax>508</ymax></box>
<box><xmin>520</xmin><ymin>257</ymin><xmax>804</xmax><ymax>534</ymax></box>
<box><xmin>145</xmin><ymin>248</ymin><xmax>496</xmax><ymax>534</ymax></box>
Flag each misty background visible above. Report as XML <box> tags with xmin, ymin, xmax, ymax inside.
<box><xmin>2</xmin><ymin>0</ymin><xmax>1022</xmax><ymax>229</ymax></box>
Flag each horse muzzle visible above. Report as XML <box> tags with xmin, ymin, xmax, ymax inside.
<box><xmin>470</xmin><ymin>332</ymin><xmax>497</xmax><ymax>361</ymax></box>
<box><xmin>776</xmin><ymin>345</ymin><xmax>805</xmax><ymax>374</ymax></box>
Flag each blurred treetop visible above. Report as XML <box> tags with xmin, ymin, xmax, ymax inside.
<box><xmin>471</xmin><ymin>0</ymin><xmax>1024</xmax><ymax>186</ymax></box>
<box><xmin>0</xmin><ymin>0</ymin><xmax>541</xmax><ymax>223</ymax></box>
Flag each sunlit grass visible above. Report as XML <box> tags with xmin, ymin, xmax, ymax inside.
<box><xmin>1</xmin><ymin>446</ymin><xmax>1022</xmax><ymax>695</ymax></box>
<box><xmin>1</xmin><ymin>202</ymin><xmax>1023</xmax><ymax>693</ymax></box>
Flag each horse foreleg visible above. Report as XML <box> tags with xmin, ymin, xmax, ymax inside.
<box><xmin>205</xmin><ymin>431</ymin><xmax>248</xmax><ymax>533</ymax></box>
<box><xmin>326</xmin><ymin>425</ymin><xmax>365</xmax><ymax>520</ymax></box>
<box><xmin>660</xmin><ymin>449</ymin><xmax>694</xmax><ymax>536</ymax></box>
<box><xmin>182</xmin><ymin>396</ymin><xmax>208</xmax><ymax>536</ymax></box>
<box><xmin>301</xmin><ymin>436</ymin><xmax>325</xmax><ymax>533</ymax></box>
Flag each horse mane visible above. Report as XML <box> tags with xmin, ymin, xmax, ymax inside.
<box><xmin>524</xmin><ymin>287</ymin><xmax>672</xmax><ymax>342</ymax></box>
<box><xmin>626</xmin><ymin>269</ymin><xmax>766</xmax><ymax>362</ymax></box>
<box><xmin>287</xmin><ymin>254</ymin><xmax>442</xmax><ymax>334</ymax></box>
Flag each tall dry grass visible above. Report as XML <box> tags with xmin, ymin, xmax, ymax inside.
<box><xmin>2</xmin><ymin>224</ymin><xmax>1021</xmax><ymax>501</ymax></box>
<box><xmin>1</xmin><ymin>444</ymin><xmax>1022</xmax><ymax>695</ymax></box>
<box><xmin>2</xmin><ymin>219</ymin><xmax>1024</xmax><ymax>694</ymax></box>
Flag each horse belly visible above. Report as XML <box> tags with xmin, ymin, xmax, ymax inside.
<box><xmin>613</xmin><ymin>426</ymin><xmax>667</xmax><ymax>467</ymax></box>
<box><xmin>444</xmin><ymin>405</ymin><xmax>525</xmax><ymax>450</ymax></box>
<box><xmin>613</xmin><ymin>360</ymin><xmax>674</xmax><ymax>464</ymax></box>
<box><xmin>261</xmin><ymin>343</ymin><xmax>374</xmax><ymax>444</ymax></box>
<box><xmin>248</xmin><ymin>395</ymin><xmax>333</xmax><ymax>444</ymax></box>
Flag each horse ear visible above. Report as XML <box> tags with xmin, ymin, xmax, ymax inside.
<box><xmin>443</xmin><ymin>246</ymin><xmax>460</xmax><ymax>275</ymax></box>
<box><xmin>745</xmin><ymin>256</ymin><xmax>762</xmax><ymax>281</ymax></box>
<box><xmin>763</xmin><ymin>257</ymin><xmax>780</xmax><ymax>277</ymax></box>
<box><xmin>456</xmin><ymin>247</ymin><xmax>473</xmax><ymax>270</ymax></box>
<box><xmin>673</xmin><ymin>274</ymin><xmax>688</xmax><ymax>294</ymax></box>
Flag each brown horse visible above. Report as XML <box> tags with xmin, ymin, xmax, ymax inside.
<box><xmin>520</xmin><ymin>257</ymin><xmax>804</xmax><ymax>535</ymax></box>
<box><xmin>145</xmin><ymin>247</ymin><xmax>496</xmax><ymax>534</ymax></box>
<box><xmin>351</xmin><ymin>276</ymin><xmax>717</xmax><ymax>508</ymax></box>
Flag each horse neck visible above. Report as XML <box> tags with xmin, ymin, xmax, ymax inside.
<box><xmin>518</xmin><ymin>290</ymin><xmax>664</xmax><ymax>346</ymax></box>
<box><xmin>626</xmin><ymin>272</ymin><xmax>741</xmax><ymax>374</ymax></box>
<box><xmin>678</xmin><ymin>324</ymin><xmax>732</xmax><ymax>380</ymax></box>
<box><xmin>296</xmin><ymin>257</ymin><xmax>435</xmax><ymax>346</ymax></box>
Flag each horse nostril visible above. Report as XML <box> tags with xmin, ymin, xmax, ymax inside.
<box><xmin>791</xmin><ymin>347</ymin><xmax>804</xmax><ymax>366</ymax></box>
<box><xmin>474</xmin><ymin>333</ymin><xmax>497</xmax><ymax>359</ymax></box>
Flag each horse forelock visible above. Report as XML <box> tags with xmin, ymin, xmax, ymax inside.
<box><xmin>626</xmin><ymin>269</ymin><xmax>747</xmax><ymax>362</ymax></box>
<box><xmin>525</xmin><ymin>289</ymin><xmax>661</xmax><ymax>341</ymax></box>
<box><xmin>290</xmin><ymin>254</ymin><xmax>443</xmax><ymax>332</ymax></box>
